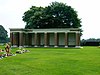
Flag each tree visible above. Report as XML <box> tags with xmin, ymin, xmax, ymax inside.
<box><xmin>22</xmin><ymin>2</ymin><xmax>82</xmax><ymax>29</ymax></box>
<box><xmin>22</xmin><ymin>6</ymin><xmax>44</xmax><ymax>29</ymax></box>
<box><xmin>0</xmin><ymin>25</ymin><xmax>8</xmax><ymax>43</ymax></box>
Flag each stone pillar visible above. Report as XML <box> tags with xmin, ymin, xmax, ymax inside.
<box><xmin>54</xmin><ymin>32</ymin><xmax>58</xmax><ymax>47</ymax></box>
<box><xmin>25</xmin><ymin>33</ymin><xmax>28</xmax><ymax>47</ymax></box>
<box><xmin>65</xmin><ymin>32</ymin><xmax>68</xmax><ymax>47</ymax></box>
<box><xmin>76</xmin><ymin>32</ymin><xmax>80</xmax><ymax>47</ymax></box>
<box><xmin>15</xmin><ymin>33</ymin><xmax>18</xmax><ymax>46</ymax></box>
<box><xmin>34</xmin><ymin>33</ymin><xmax>37</xmax><ymax>47</ymax></box>
<box><xmin>13</xmin><ymin>33</ymin><xmax>16</xmax><ymax>46</ymax></box>
<box><xmin>23</xmin><ymin>33</ymin><xmax>26</xmax><ymax>46</ymax></box>
<box><xmin>44</xmin><ymin>32</ymin><xmax>48</xmax><ymax>47</ymax></box>
<box><xmin>31</xmin><ymin>33</ymin><xmax>34</xmax><ymax>46</ymax></box>
<box><xmin>28</xmin><ymin>33</ymin><xmax>32</xmax><ymax>46</ymax></box>
<box><xmin>10</xmin><ymin>32</ymin><xmax>13</xmax><ymax>46</ymax></box>
<box><xmin>37</xmin><ymin>34</ymin><xmax>40</xmax><ymax>46</ymax></box>
<box><xmin>19</xmin><ymin>32</ymin><xmax>23</xmax><ymax>47</ymax></box>
<box><xmin>47</xmin><ymin>34</ymin><xmax>49</xmax><ymax>46</ymax></box>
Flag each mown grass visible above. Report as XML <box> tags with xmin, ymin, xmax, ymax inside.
<box><xmin>0</xmin><ymin>46</ymin><xmax>100</xmax><ymax>75</ymax></box>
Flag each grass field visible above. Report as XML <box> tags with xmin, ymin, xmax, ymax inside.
<box><xmin>0</xmin><ymin>46</ymin><xmax>100</xmax><ymax>75</ymax></box>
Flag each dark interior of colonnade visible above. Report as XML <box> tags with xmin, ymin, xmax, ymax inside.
<box><xmin>58</xmin><ymin>33</ymin><xmax>65</xmax><ymax>47</ymax></box>
<box><xmin>67</xmin><ymin>33</ymin><xmax>76</xmax><ymax>47</ymax></box>
<box><xmin>12</xmin><ymin>32</ymin><xmax>19</xmax><ymax>47</ymax></box>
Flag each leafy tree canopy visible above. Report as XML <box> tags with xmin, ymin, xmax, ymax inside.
<box><xmin>0</xmin><ymin>25</ymin><xmax>8</xmax><ymax>43</ymax></box>
<box><xmin>23</xmin><ymin>2</ymin><xmax>82</xmax><ymax>29</ymax></box>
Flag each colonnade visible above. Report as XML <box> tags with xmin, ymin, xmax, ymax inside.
<box><xmin>10</xmin><ymin>32</ymin><xmax>80</xmax><ymax>48</ymax></box>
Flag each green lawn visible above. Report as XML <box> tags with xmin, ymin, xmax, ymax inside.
<box><xmin>0</xmin><ymin>46</ymin><xmax>100</xmax><ymax>75</ymax></box>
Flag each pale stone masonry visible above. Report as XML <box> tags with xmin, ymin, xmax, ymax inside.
<box><xmin>10</xmin><ymin>28</ymin><xmax>81</xmax><ymax>48</ymax></box>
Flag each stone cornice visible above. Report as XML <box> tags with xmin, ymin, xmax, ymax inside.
<box><xmin>10</xmin><ymin>28</ymin><xmax>80</xmax><ymax>33</ymax></box>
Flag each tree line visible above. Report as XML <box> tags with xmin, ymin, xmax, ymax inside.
<box><xmin>81</xmin><ymin>38</ymin><xmax>100</xmax><ymax>46</ymax></box>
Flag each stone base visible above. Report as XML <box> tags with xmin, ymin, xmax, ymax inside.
<box><xmin>12</xmin><ymin>45</ymin><xmax>17</xmax><ymax>47</ymax></box>
<box><xmin>75</xmin><ymin>46</ymin><xmax>83</xmax><ymax>48</ymax></box>
<box><xmin>34</xmin><ymin>45</ymin><xmax>38</xmax><ymax>47</ymax></box>
<box><xmin>23</xmin><ymin>45</ymin><xmax>29</xmax><ymax>47</ymax></box>
<box><xmin>65</xmin><ymin>46</ymin><xmax>68</xmax><ymax>48</ymax></box>
<box><xmin>54</xmin><ymin>46</ymin><xmax>58</xmax><ymax>47</ymax></box>
<box><xmin>44</xmin><ymin>46</ymin><xmax>48</xmax><ymax>47</ymax></box>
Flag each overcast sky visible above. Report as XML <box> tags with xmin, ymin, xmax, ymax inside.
<box><xmin>0</xmin><ymin>0</ymin><xmax>100</xmax><ymax>39</ymax></box>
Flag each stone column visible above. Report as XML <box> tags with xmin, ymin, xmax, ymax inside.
<box><xmin>23</xmin><ymin>33</ymin><xmax>25</xmax><ymax>47</ymax></box>
<box><xmin>76</xmin><ymin>32</ymin><xmax>80</xmax><ymax>48</ymax></box>
<box><xmin>31</xmin><ymin>33</ymin><xmax>34</xmax><ymax>46</ymax></box>
<box><xmin>47</xmin><ymin>34</ymin><xmax>49</xmax><ymax>46</ymax></box>
<box><xmin>65</xmin><ymin>32</ymin><xmax>68</xmax><ymax>47</ymax></box>
<box><xmin>10</xmin><ymin>32</ymin><xmax>13</xmax><ymax>46</ymax></box>
<box><xmin>34</xmin><ymin>33</ymin><xmax>37</xmax><ymax>47</ymax></box>
<box><xmin>25</xmin><ymin>33</ymin><xmax>28</xmax><ymax>47</ymax></box>
<box><xmin>13</xmin><ymin>33</ymin><xmax>16</xmax><ymax>46</ymax></box>
<box><xmin>22</xmin><ymin>33</ymin><xmax>25</xmax><ymax>47</ymax></box>
<box><xmin>37</xmin><ymin>34</ymin><xmax>40</xmax><ymax>46</ymax></box>
<box><xmin>15</xmin><ymin>33</ymin><xmax>18</xmax><ymax>46</ymax></box>
<box><xmin>44</xmin><ymin>32</ymin><xmax>48</xmax><ymax>47</ymax></box>
<box><xmin>28</xmin><ymin>33</ymin><xmax>32</xmax><ymax>46</ymax></box>
<box><xmin>54</xmin><ymin>32</ymin><xmax>58</xmax><ymax>47</ymax></box>
<box><xmin>19</xmin><ymin>32</ymin><xmax>23</xmax><ymax>47</ymax></box>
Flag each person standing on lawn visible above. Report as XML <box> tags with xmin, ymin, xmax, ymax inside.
<box><xmin>5</xmin><ymin>43</ymin><xmax>10</xmax><ymax>56</ymax></box>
